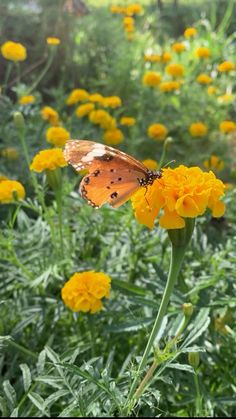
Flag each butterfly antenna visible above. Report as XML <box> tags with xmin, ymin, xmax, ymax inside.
<box><xmin>161</xmin><ymin>159</ymin><xmax>176</xmax><ymax>169</ymax></box>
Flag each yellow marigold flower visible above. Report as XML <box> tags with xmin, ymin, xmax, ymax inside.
<box><xmin>66</xmin><ymin>89</ymin><xmax>89</xmax><ymax>105</ymax></box>
<box><xmin>143</xmin><ymin>71</ymin><xmax>162</xmax><ymax>87</ymax></box>
<box><xmin>142</xmin><ymin>159</ymin><xmax>159</xmax><ymax>170</ymax></box>
<box><xmin>41</xmin><ymin>106</ymin><xmax>59</xmax><ymax>126</ymax></box>
<box><xmin>125</xmin><ymin>24</ymin><xmax>135</xmax><ymax>33</ymax></box>
<box><xmin>159</xmin><ymin>81</ymin><xmax>180</xmax><ymax>92</ymax></box>
<box><xmin>75</xmin><ymin>103</ymin><xmax>95</xmax><ymax>118</ymax></box>
<box><xmin>162</xmin><ymin>52</ymin><xmax>172</xmax><ymax>63</ymax></box>
<box><xmin>123</xmin><ymin>16</ymin><xmax>135</xmax><ymax>27</ymax></box>
<box><xmin>46</xmin><ymin>126</ymin><xmax>70</xmax><ymax>147</ymax></box>
<box><xmin>203</xmin><ymin>155</ymin><xmax>224</xmax><ymax>171</ymax></box>
<box><xmin>219</xmin><ymin>120</ymin><xmax>236</xmax><ymax>133</ymax></box>
<box><xmin>110</xmin><ymin>5</ymin><xmax>126</xmax><ymax>14</ymax></box>
<box><xmin>103</xmin><ymin>128</ymin><xmax>124</xmax><ymax>145</ymax></box>
<box><xmin>189</xmin><ymin>122</ymin><xmax>208</xmax><ymax>137</ymax></box>
<box><xmin>196</xmin><ymin>74</ymin><xmax>212</xmax><ymax>85</ymax></box>
<box><xmin>18</xmin><ymin>95</ymin><xmax>36</xmax><ymax>105</ymax></box>
<box><xmin>147</xmin><ymin>123</ymin><xmax>168</xmax><ymax>141</ymax></box>
<box><xmin>126</xmin><ymin>4</ymin><xmax>143</xmax><ymax>15</ymax></box>
<box><xmin>131</xmin><ymin>165</ymin><xmax>225</xmax><ymax>229</ymax></box>
<box><xmin>172</xmin><ymin>42</ymin><xmax>186</xmax><ymax>53</ymax></box>
<box><xmin>184</xmin><ymin>27</ymin><xmax>197</xmax><ymax>38</ymax></box>
<box><xmin>144</xmin><ymin>54</ymin><xmax>161</xmax><ymax>63</ymax></box>
<box><xmin>0</xmin><ymin>180</ymin><xmax>25</xmax><ymax>203</ymax></box>
<box><xmin>89</xmin><ymin>93</ymin><xmax>104</xmax><ymax>103</ymax></box>
<box><xmin>102</xmin><ymin>96</ymin><xmax>122</xmax><ymax>108</ymax></box>
<box><xmin>120</xmin><ymin>116</ymin><xmax>136</xmax><ymax>126</ymax></box>
<box><xmin>1</xmin><ymin>147</ymin><xmax>19</xmax><ymax>160</ymax></box>
<box><xmin>218</xmin><ymin>61</ymin><xmax>235</xmax><ymax>73</ymax></box>
<box><xmin>166</xmin><ymin>63</ymin><xmax>184</xmax><ymax>78</ymax></box>
<box><xmin>61</xmin><ymin>271</ymin><xmax>111</xmax><ymax>314</ymax></box>
<box><xmin>195</xmin><ymin>46</ymin><xmax>211</xmax><ymax>59</ymax></box>
<box><xmin>217</xmin><ymin>93</ymin><xmax>234</xmax><ymax>104</ymax></box>
<box><xmin>89</xmin><ymin>109</ymin><xmax>111</xmax><ymax>125</ymax></box>
<box><xmin>46</xmin><ymin>37</ymin><xmax>61</xmax><ymax>45</ymax></box>
<box><xmin>30</xmin><ymin>149</ymin><xmax>67</xmax><ymax>172</ymax></box>
<box><xmin>207</xmin><ymin>86</ymin><xmax>218</xmax><ymax>95</ymax></box>
<box><xmin>1</xmin><ymin>41</ymin><xmax>27</xmax><ymax>62</ymax></box>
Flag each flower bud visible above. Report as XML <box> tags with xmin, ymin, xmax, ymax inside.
<box><xmin>14</xmin><ymin>111</ymin><xmax>25</xmax><ymax>131</ymax></box>
<box><xmin>46</xmin><ymin>168</ymin><xmax>62</xmax><ymax>191</ymax></box>
<box><xmin>188</xmin><ymin>352</ymin><xmax>200</xmax><ymax>370</ymax></box>
<box><xmin>182</xmin><ymin>303</ymin><xmax>194</xmax><ymax>317</ymax></box>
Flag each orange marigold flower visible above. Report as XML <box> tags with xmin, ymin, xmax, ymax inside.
<box><xmin>89</xmin><ymin>93</ymin><xmax>104</xmax><ymax>103</ymax></box>
<box><xmin>102</xmin><ymin>96</ymin><xmax>122</xmax><ymax>108</ymax></box>
<box><xmin>172</xmin><ymin>42</ymin><xmax>186</xmax><ymax>53</ymax></box>
<box><xmin>19</xmin><ymin>95</ymin><xmax>36</xmax><ymax>105</ymax></box>
<box><xmin>159</xmin><ymin>81</ymin><xmax>180</xmax><ymax>92</ymax></box>
<box><xmin>196</xmin><ymin>74</ymin><xmax>212</xmax><ymax>85</ymax></box>
<box><xmin>61</xmin><ymin>271</ymin><xmax>111</xmax><ymax>313</ymax></box>
<box><xmin>0</xmin><ymin>180</ymin><xmax>25</xmax><ymax>203</ymax></box>
<box><xmin>219</xmin><ymin>120</ymin><xmax>236</xmax><ymax>133</ymax></box>
<box><xmin>30</xmin><ymin>149</ymin><xmax>67</xmax><ymax>172</ymax></box>
<box><xmin>184</xmin><ymin>27</ymin><xmax>197</xmax><ymax>38</ymax></box>
<box><xmin>66</xmin><ymin>89</ymin><xmax>89</xmax><ymax>105</ymax></box>
<box><xmin>103</xmin><ymin>128</ymin><xmax>124</xmax><ymax>145</ymax></box>
<box><xmin>166</xmin><ymin>63</ymin><xmax>184</xmax><ymax>78</ymax></box>
<box><xmin>143</xmin><ymin>71</ymin><xmax>162</xmax><ymax>87</ymax></box>
<box><xmin>189</xmin><ymin>122</ymin><xmax>208</xmax><ymax>137</ymax></box>
<box><xmin>126</xmin><ymin>4</ymin><xmax>143</xmax><ymax>15</ymax></box>
<box><xmin>41</xmin><ymin>106</ymin><xmax>59</xmax><ymax>126</ymax></box>
<box><xmin>203</xmin><ymin>155</ymin><xmax>224</xmax><ymax>171</ymax></box>
<box><xmin>131</xmin><ymin>165</ymin><xmax>225</xmax><ymax>229</ymax></box>
<box><xmin>1</xmin><ymin>41</ymin><xmax>27</xmax><ymax>62</ymax></box>
<box><xmin>144</xmin><ymin>54</ymin><xmax>161</xmax><ymax>63</ymax></box>
<box><xmin>110</xmin><ymin>5</ymin><xmax>126</xmax><ymax>14</ymax></box>
<box><xmin>195</xmin><ymin>47</ymin><xmax>211</xmax><ymax>59</ymax></box>
<box><xmin>46</xmin><ymin>126</ymin><xmax>70</xmax><ymax>147</ymax></box>
<box><xmin>120</xmin><ymin>116</ymin><xmax>136</xmax><ymax>126</ymax></box>
<box><xmin>123</xmin><ymin>16</ymin><xmax>135</xmax><ymax>27</ymax></box>
<box><xmin>147</xmin><ymin>123</ymin><xmax>168</xmax><ymax>141</ymax></box>
<box><xmin>46</xmin><ymin>37</ymin><xmax>61</xmax><ymax>45</ymax></box>
<box><xmin>75</xmin><ymin>103</ymin><xmax>95</xmax><ymax>117</ymax></box>
<box><xmin>218</xmin><ymin>61</ymin><xmax>235</xmax><ymax>73</ymax></box>
<box><xmin>162</xmin><ymin>52</ymin><xmax>172</xmax><ymax>63</ymax></box>
<box><xmin>142</xmin><ymin>159</ymin><xmax>159</xmax><ymax>170</ymax></box>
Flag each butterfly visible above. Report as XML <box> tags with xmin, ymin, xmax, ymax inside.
<box><xmin>63</xmin><ymin>140</ymin><xmax>162</xmax><ymax>208</ymax></box>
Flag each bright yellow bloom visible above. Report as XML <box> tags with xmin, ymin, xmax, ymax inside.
<box><xmin>61</xmin><ymin>271</ymin><xmax>111</xmax><ymax>314</ymax></box>
<box><xmin>189</xmin><ymin>122</ymin><xmax>208</xmax><ymax>137</ymax></box>
<box><xmin>196</xmin><ymin>74</ymin><xmax>212</xmax><ymax>84</ymax></box>
<box><xmin>217</xmin><ymin>93</ymin><xmax>234</xmax><ymax>104</ymax></box>
<box><xmin>46</xmin><ymin>126</ymin><xmax>70</xmax><ymax>147</ymax></box>
<box><xmin>1</xmin><ymin>41</ymin><xmax>27</xmax><ymax>62</ymax></box>
<box><xmin>166</xmin><ymin>63</ymin><xmax>184</xmax><ymax>78</ymax></box>
<box><xmin>41</xmin><ymin>106</ymin><xmax>59</xmax><ymax>126</ymax></box>
<box><xmin>110</xmin><ymin>5</ymin><xmax>126</xmax><ymax>14</ymax></box>
<box><xmin>207</xmin><ymin>86</ymin><xmax>218</xmax><ymax>95</ymax></box>
<box><xmin>0</xmin><ymin>180</ymin><xmax>25</xmax><ymax>203</ymax></box>
<box><xmin>131</xmin><ymin>165</ymin><xmax>225</xmax><ymax>229</ymax></box>
<box><xmin>103</xmin><ymin>128</ymin><xmax>124</xmax><ymax>145</ymax></box>
<box><xmin>184</xmin><ymin>27</ymin><xmax>197</xmax><ymax>38</ymax></box>
<box><xmin>159</xmin><ymin>81</ymin><xmax>180</xmax><ymax>92</ymax></box>
<box><xmin>1</xmin><ymin>147</ymin><xmax>19</xmax><ymax>160</ymax></box>
<box><xmin>89</xmin><ymin>109</ymin><xmax>110</xmax><ymax>125</ymax></box>
<box><xmin>203</xmin><ymin>155</ymin><xmax>224</xmax><ymax>171</ymax></box>
<box><xmin>102</xmin><ymin>96</ymin><xmax>122</xmax><ymax>108</ymax></box>
<box><xmin>195</xmin><ymin>47</ymin><xmax>211</xmax><ymax>59</ymax></box>
<box><xmin>123</xmin><ymin>16</ymin><xmax>135</xmax><ymax>27</ymax></box>
<box><xmin>172</xmin><ymin>42</ymin><xmax>186</xmax><ymax>53</ymax></box>
<box><xmin>120</xmin><ymin>116</ymin><xmax>136</xmax><ymax>126</ymax></box>
<box><xmin>46</xmin><ymin>37</ymin><xmax>61</xmax><ymax>45</ymax></box>
<box><xmin>162</xmin><ymin>52</ymin><xmax>172</xmax><ymax>63</ymax></box>
<box><xmin>219</xmin><ymin>120</ymin><xmax>236</xmax><ymax>133</ymax></box>
<box><xmin>18</xmin><ymin>95</ymin><xmax>35</xmax><ymax>105</ymax></box>
<box><xmin>89</xmin><ymin>93</ymin><xmax>104</xmax><ymax>103</ymax></box>
<box><xmin>142</xmin><ymin>159</ymin><xmax>159</xmax><ymax>170</ymax></box>
<box><xmin>147</xmin><ymin>123</ymin><xmax>168</xmax><ymax>141</ymax></box>
<box><xmin>218</xmin><ymin>61</ymin><xmax>235</xmax><ymax>73</ymax></box>
<box><xmin>66</xmin><ymin>89</ymin><xmax>89</xmax><ymax>105</ymax></box>
<box><xmin>143</xmin><ymin>71</ymin><xmax>162</xmax><ymax>87</ymax></box>
<box><xmin>75</xmin><ymin>103</ymin><xmax>95</xmax><ymax>117</ymax></box>
<box><xmin>144</xmin><ymin>54</ymin><xmax>161</xmax><ymax>63</ymax></box>
<box><xmin>126</xmin><ymin>4</ymin><xmax>143</xmax><ymax>15</ymax></box>
<box><xmin>30</xmin><ymin>149</ymin><xmax>67</xmax><ymax>172</ymax></box>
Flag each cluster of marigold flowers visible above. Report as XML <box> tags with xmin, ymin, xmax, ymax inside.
<box><xmin>110</xmin><ymin>3</ymin><xmax>143</xmax><ymax>40</ymax></box>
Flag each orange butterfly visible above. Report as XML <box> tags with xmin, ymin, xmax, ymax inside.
<box><xmin>63</xmin><ymin>140</ymin><xmax>162</xmax><ymax>208</ymax></box>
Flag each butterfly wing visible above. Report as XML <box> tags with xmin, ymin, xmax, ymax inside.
<box><xmin>64</xmin><ymin>140</ymin><xmax>149</xmax><ymax>208</ymax></box>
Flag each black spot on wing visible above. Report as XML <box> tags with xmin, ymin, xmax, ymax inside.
<box><xmin>96</xmin><ymin>153</ymin><xmax>114</xmax><ymax>162</ymax></box>
<box><xmin>110</xmin><ymin>192</ymin><xmax>118</xmax><ymax>199</ymax></box>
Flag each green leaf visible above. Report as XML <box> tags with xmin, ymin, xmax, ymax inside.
<box><xmin>19</xmin><ymin>364</ymin><xmax>32</xmax><ymax>392</ymax></box>
<box><xmin>3</xmin><ymin>381</ymin><xmax>16</xmax><ymax>410</ymax></box>
<box><xmin>112</xmin><ymin>278</ymin><xmax>147</xmax><ymax>296</ymax></box>
<box><xmin>27</xmin><ymin>392</ymin><xmax>48</xmax><ymax>416</ymax></box>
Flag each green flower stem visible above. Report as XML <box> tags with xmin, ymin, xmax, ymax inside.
<box><xmin>26</xmin><ymin>49</ymin><xmax>55</xmax><ymax>94</ymax></box>
<box><xmin>3</xmin><ymin>62</ymin><xmax>13</xmax><ymax>90</ymax></box>
<box><xmin>194</xmin><ymin>372</ymin><xmax>203</xmax><ymax>416</ymax></box>
<box><xmin>55</xmin><ymin>188</ymin><xmax>64</xmax><ymax>260</ymax></box>
<box><xmin>7</xmin><ymin>339</ymin><xmax>38</xmax><ymax>359</ymax></box>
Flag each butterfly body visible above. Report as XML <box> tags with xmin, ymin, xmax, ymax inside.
<box><xmin>64</xmin><ymin>140</ymin><xmax>162</xmax><ymax>208</ymax></box>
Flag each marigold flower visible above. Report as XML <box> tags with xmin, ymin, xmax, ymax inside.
<box><xmin>217</xmin><ymin>93</ymin><xmax>234</xmax><ymax>104</ymax></box>
<box><xmin>61</xmin><ymin>271</ymin><xmax>111</xmax><ymax>313</ymax></box>
<box><xmin>30</xmin><ymin>149</ymin><xmax>67</xmax><ymax>172</ymax></box>
<box><xmin>0</xmin><ymin>180</ymin><xmax>25</xmax><ymax>203</ymax></box>
<box><xmin>123</xmin><ymin>16</ymin><xmax>135</xmax><ymax>27</ymax></box>
<box><xmin>75</xmin><ymin>103</ymin><xmax>95</xmax><ymax>118</ymax></box>
<box><xmin>196</xmin><ymin>74</ymin><xmax>212</xmax><ymax>85</ymax></box>
<box><xmin>1</xmin><ymin>147</ymin><xmax>19</xmax><ymax>160</ymax></box>
<box><xmin>144</xmin><ymin>54</ymin><xmax>161</xmax><ymax>63</ymax></box>
<box><xmin>147</xmin><ymin>123</ymin><xmax>168</xmax><ymax>141</ymax></box>
<box><xmin>207</xmin><ymin>86</ymin><xmax>218</xmax><ymax>95</ymax></box>
<box><xmin>102</xmin><ymin>96</ymin><xmax>122</xmax><ymax>108</ymax></box>
<box><xmin>66</xmin><ymin>89</ymin><xmax>89</xmax><ymax>105</ymax></box>
<box><xmin>46</xmin><ymin>37</ymin><xmax>61</xmax><ymax>45</ymax></box>
<box><xmin>162</xmin><ymin>52</ymin><xmax>172</xmax><ymax>63</ymax></box>
<box><xmin>18</xmin><ymin>95</ymin><xmax>36</xmax><ymax>105</ymax></box>
<box><xmin>184</xmin><ymin>27</ymin><xmax>197</xmax><ymax>38</ymax></box>
<box><xmin>159</xmin><ymin>81</ymin><xmax>180</xmax><ymax>92</ymax></box>
<box><xmin>195</xmin><ymin>46</ymin><xmax>211</xmax><ymax>59</ymax></box>
<box><xmin>46</xmin><ymin>126</ymin><xmax>70</xmax><ymax>147</ymax></box>
<box><xmin>120</xmin><ymin>116</ymin><xmax>136</xmax><ymax>126</ymax></box>
<box><xmin>142</xmin><ymin>159</ymin><xmax>159</xmax><ymax>170</ymax></box>
<box><xmin>219</xmin><ymin>120</ymin><xmax>236</xmax><ymax>134</ymax></box>
<box><xmin>126</xmin><ymin>4</ymin><xmax>143</xmax><ymax>15</ymax></box>
<box><xmin>189</xmin><ymin>122</ymin><xmax>208</xmax><ymax>137</ymax></box>
<box><xmin>89</xmin><ymin>93</ymin><xmax>104</xmax><ymax>103</ymax></box>
<box><xmin>172</xmin><ymin>42</ymin><xmax>186</xmax><ymax>53</ymax></box>
<box><xmin>89</xmin><ymin>109</ymin><xmax>111</xmax><ymax>126</ymax></box>
<box><xmin>203</xmin><ymin>155</ymin><xmax>224</xmax><ymax>171</ymax></box>
<box><xmin>110</xmin><ymin>5</ymin><xmax>126</xmax><ymax>14</ymax></box>
<box><xmin>131</xmin><ymin>165</ymin><xmax>225</xmax><ymax>229</ymax></box>
<box><xmin>1</xmin><ymin>41</ymin><xmax>27</xmax><ymax>62</ymax></box>
<box><xmin>143</xmin><ymin>71</ymin><xmax>162</xmax><ymax>87</ymax></box>
<box><xmin>166</xmin><ymin>63</ymin><xmax>184</xmax><ymax>78</ymax></box>
<box><xmin>41</xmin><ymin>106</ymin><xmax>59</xmax><ymax>126</ymax></box>
<box><xmin>218</xmin><ymin>61</ymin><xmax>235</xmax><ymax>73</ymax></box>
<box><xmin>103</xmin><ymin>128</ymin><xmax>124</xmax><ymax>145</ymax></box>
